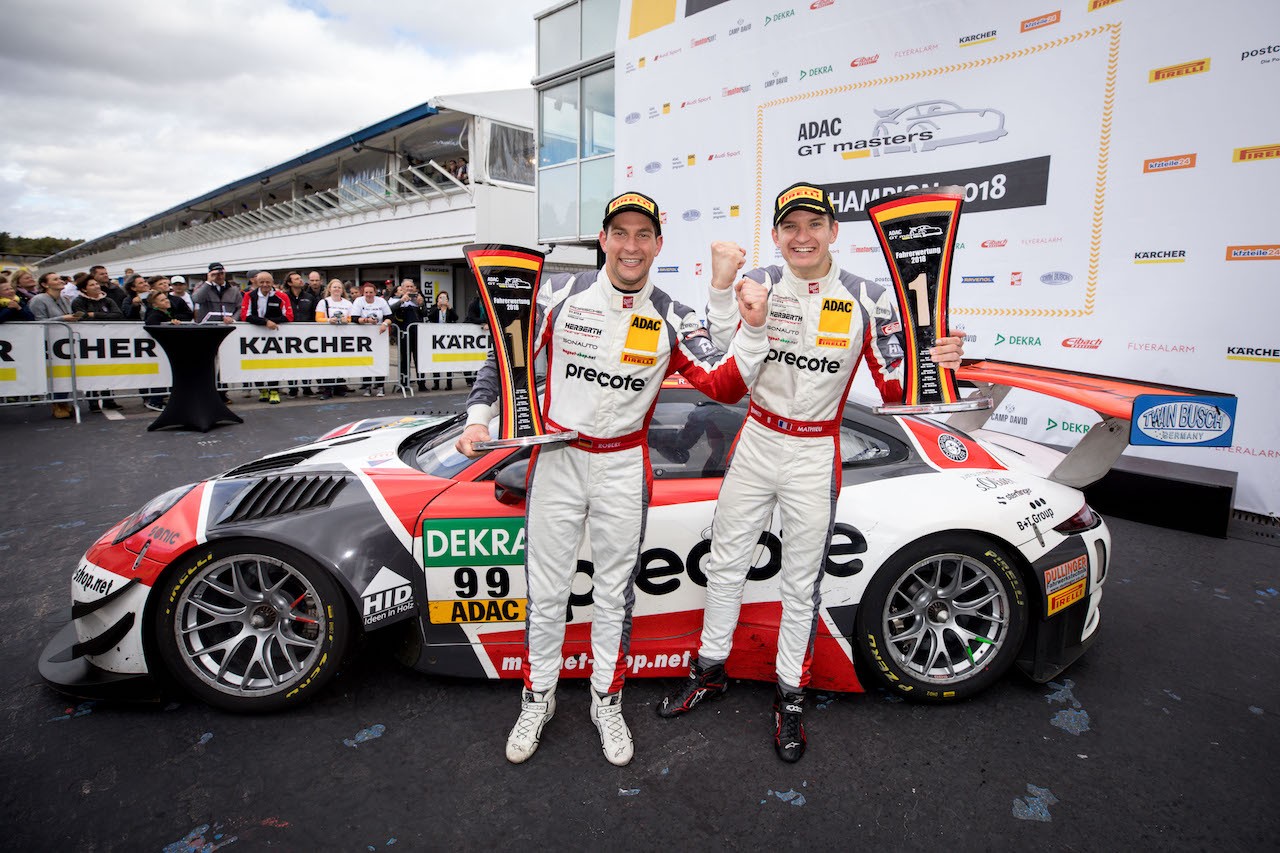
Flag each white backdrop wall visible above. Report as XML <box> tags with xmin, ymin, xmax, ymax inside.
<box><xmin>614</xmin><ymin>0</ymin><xmax>1280</xmax><ymax>515</ymax></box>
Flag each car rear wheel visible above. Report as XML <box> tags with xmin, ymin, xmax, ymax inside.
<box><xmin>153</xmin><ymin>541</ymin><xmax>351</xmax><ymax>712</ymax></box>
<box><xmin>856</xmin><ymin>533</ymin><xmax>1027</xmax><ymax>703</ymax></box>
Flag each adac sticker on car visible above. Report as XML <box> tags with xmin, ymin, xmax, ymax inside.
<box><xmin>422</xmin><ymin>517</ymin><xmax>527</xmax><ymax>624</ymax></box>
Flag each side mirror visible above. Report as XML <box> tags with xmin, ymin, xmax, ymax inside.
<box><xmin>494</xmin><ymin>457</ymin><xmax>530</xmax><ymax>506</ymax></box>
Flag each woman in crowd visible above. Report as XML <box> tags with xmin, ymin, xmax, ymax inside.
<box><xmin>315</xmin><ymin>279</ymin><xmax>353</xmax><ymax>399</ymax></box>
<box><xmin>28</xmin><ymin>273</ymin><xmax>77</xmax><ymax>419</ymax></box>
<box><xmin>0</xmin><ymin>280</ymin><xmax>33</xmax><ymax>321</ymax></box>
<box><xmin>71</xmin><ymin>279</ymin><xmax>123</xmax><ymax>411</ymax></box>
<box><xmin>10</xmin><ymin>268</ymin><xmax>39</xmax><ymax>303</ymax></box>
<box><xmin>141</xmin><ymin>290</ymin><xmax>181</xmax><ymax>411</ymax></box>
<box><xmin>352</xmin><ymin>282</ymin><xmax>393</xmax><ymax>396</ymax></box>
<box><xmin>119</xmin><ymin>273</ymin><xmax>151</xmax><ymax>319</ymax></box>
<box><xmin>427</xmin><ymin>290</ymin><xmax>457</xmax><ymax>390</ymax></box>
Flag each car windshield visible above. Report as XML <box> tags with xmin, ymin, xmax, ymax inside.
<box><xmin>402</xmin><ymin>415</ymin><xmax>487</xmax><ymax>479</ymax></box>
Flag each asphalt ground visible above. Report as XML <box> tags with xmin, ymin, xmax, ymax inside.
<box><xmin>1</xmin><ymin>391</ymin><xmax>1276</xmax><ymax>852</ymax></box>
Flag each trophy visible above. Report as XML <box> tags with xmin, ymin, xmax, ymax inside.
<box><xmin>462</xmin><ymin>243</ymin><xmax>576</xmax><ymax>449</ymax></box>
<box><xmin>867</xmin><ymin>187</ymin><xmax>991</xmax><ymax>415</ymax></box>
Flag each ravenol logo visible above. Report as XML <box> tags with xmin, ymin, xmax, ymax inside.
<box><xmin>1149</xmin><ymin>58</ymin><xmax>1210</xmax><ymax>83</ymax></box>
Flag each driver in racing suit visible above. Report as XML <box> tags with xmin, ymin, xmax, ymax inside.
<box><xmin>656</xmin><ymin>182</ymin><xmax>965</xmax><ymax>762</ymax></box>
<box><xmin>456</xmin><ymin>191</ymin><xmax>771</xmax><ymax>767</ymax></box>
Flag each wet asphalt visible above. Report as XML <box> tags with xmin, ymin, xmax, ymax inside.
<box><xmin>0</xmin><ymin>391</ymin><xmax>1276</xmax><ymax>851</ymax></box>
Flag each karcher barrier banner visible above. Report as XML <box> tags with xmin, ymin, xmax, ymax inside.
<box><xmin>615</xmin><ymin>0</ymin><xmax>1280</xmax><ymax>514</ymax></box>
<box><xmin>45</xmin><ymin>322</ymin><xmax>172</xmax><ymax>393</ymax></box>
<box><xmin>219</xmin><ymin>324</ymin><xmax>389</xmax><ymax>384</ymax></box>
<box><xmin>0</xmin><ymin>325</ymin><xmax>50</xmax><ymax>396</ymax></box>
<box><xmin>414</xmin><ymin>322</ymin><xmax>491</xmax><ymax>374</ymax></box>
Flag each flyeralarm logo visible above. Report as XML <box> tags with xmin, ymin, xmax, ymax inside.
<box><xmin>1233</xmin><ymin>144</ymin><xmax>1280</xmax><ymax>163</ymax></box>
<box><xmin>1143</xmin><ymin>153</ymin><xmax>1196</xmax><ymax>173</ymax></box>
<box><xmin>1062</xmin><ymin>337</ymin><xmax>1101</xmax><ymax>349</ymax></box>
<box><xmin>1149</xmin><ymin>58</ymin><xmax>1210</xmax><ymax>83</ymax></box>
<box><xmin>1225</xmin><ymin>245</ymin><xmax>1280</xmax><ymax>260</ymax></box>
<box><xmin>1021</xmin><ymin>11</ymin><xmax>1060</xmax><ymax>32</ymax></box>
<box><xmin>1134</xmin><ymin>249</ymin><xmax>1186</xmax><ymax>263</ymax></box>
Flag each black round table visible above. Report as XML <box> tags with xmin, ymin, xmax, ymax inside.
<box><xmin>144</xmin><ymin>324</ymin><xmax>243</xmax><ymax>432</ymax></box>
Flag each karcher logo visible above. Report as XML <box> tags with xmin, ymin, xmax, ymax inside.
<box><xmin>1134</xmin><ymin>250</ymin><xmax>1186</xmax><ymax>263</ymax></box>
<box><xmin>1233</xmin><ymin>144</ymin><xmax>1280</xmax><ymax>163</ymax></box>
<box><xmin>1149</xmin><ymin>58</ymin><xmax>1210</xmax><ymax>83</ymax></box>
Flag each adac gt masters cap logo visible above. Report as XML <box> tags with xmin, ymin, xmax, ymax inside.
<box><xmin>774</xmin><ymin>181</ymin><xmax>836</xmax><ymax>225</ymax></box>
<box><xmin>604</xmin><ymin>191</ymin><xmax>662</xmax><ymax>235</ymax></box>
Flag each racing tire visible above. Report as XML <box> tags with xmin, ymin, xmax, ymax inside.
<box><xmin>855</xmin><ymin>533</ymin><xmax>1027</xmax><ymax>703</ymax></box>
<box><xmin>153</xmin><ymin>540</ymin><xmax>352</xmax><ymax>712</ymax></box>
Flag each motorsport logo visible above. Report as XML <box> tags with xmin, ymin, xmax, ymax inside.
<box><xmin>961</xmin><ymin>275</ymin><xmax>995</xmax><ymax>284</ymax></box>
<box><xmin>850</xmin><ymin>54</ymin><xmax>879</xmax><ymax>68</ymax></box>
<box><xmin>691</xmin><ymin>33</ymin><xmax>716</xmax><ymax>48</ymax></box>
<box><xmin>1046</xmin><ymin>417</ymin><xmax>1092</xmax><ymax>434</ymax></box>
<box><xmin>1143</xmin><ymin>153</ymin><xmax>1196</xmax><ymax>173</ymax></box>
<box><xmin>1040</xmin><ymin>271</ymin><xmax>1073</xmax><ymax>284</ymax></box>
<box><xmin>1225</xmin><ymin>245</ymin><xmax>1280</xmax><ymax>260</ymax></box>
<box><xmin>361</xmin><ymin>567</ymin><xmax>415</xmax><ymax>626</ymax></box>
<box><xmin>1233</xmin><ymin>143</ymin><xmax>1280</xmax><ymax>163</ymax></box>
<box><xmin>764</xmin><ymin>70</ymin><xmax>791</xmax><ymax>89</ymax></box>
<box><xmin>1062</xmin><ymin>337</ymin><xmax>1101</xmax><ymax>349</ymax></box>
<box><xmin>994</xmin><ymin>333</ymin><xmax>1041</xmax><ymax>347</ymax></box>
<box><xmin>1149</xmin><ymin>58</ymin><xmax>1210</xmax><ymax>83</ymax></box>
<box><xmin>1226</xmin><ymin>345</ymin><xmax>1280</xmax><ymax>363</ymax></box>
<box><xmin>1131</xmin><ymin>395</ymin><xmax>1236</xmax><ymax>447</ymax></box>
<box><xmin>800</xmin><ymin>64</ymin><xmax>834</xmax><ymax>81</ymax></box>
<box><xmin>722</xmin><ymin>83</ymin><xmax>752</xmax><ymax>97</ymax></box>
<box><xmin>959</xmin><ymin>29</ymin><xmax>997</xmax><ymax>47</ymax></box>
<box><xmin>1020</xmin><ymin>11</ymin><xmax>1060</xmax><ymax>32</ymax></box>
<box><xmin>1133</xmin><ymin>249</ymin><xmax>1186</xmax><ymax>264</ymax></box>
<box><xmin>797</xmin><ymin>100</ymin><xmax>1007</xmax><ymax>160</ymax></box>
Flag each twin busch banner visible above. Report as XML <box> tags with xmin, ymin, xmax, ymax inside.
<box><xmin>614</xmin><ymin>0</ymin><xmax>1280</xmax><ymax>513</ymax></box>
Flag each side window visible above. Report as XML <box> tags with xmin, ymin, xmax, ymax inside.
<box><xmin>840</xmin><ymin>423</ymin><xmax>901</xmax><ymax>465</ymax></box>
<box><xmin>648</xmin><ymin>398</ymin><xmax>748</xmax><ymax>479</ymax></box>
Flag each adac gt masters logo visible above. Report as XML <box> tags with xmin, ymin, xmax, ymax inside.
<box><xmin>797</xmin><ymin>100</ymin><xmax>1009</xmax><ymax>159</ymax></box>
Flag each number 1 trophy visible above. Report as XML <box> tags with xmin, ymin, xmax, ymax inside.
<box><xmin>867</xmin><ymin>187</ymin><xmax>991</xmax><ymax>415</ymax></box>
<box><xmin>463</xmin><ymin>243</ymin><xmax>576</xmax><ymax>449</ymax></box>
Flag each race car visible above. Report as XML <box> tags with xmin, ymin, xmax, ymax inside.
<box><xmin>39</xmin><ymin>361</ymin><xmax>1222</xmax><ymax>713</ymax></box>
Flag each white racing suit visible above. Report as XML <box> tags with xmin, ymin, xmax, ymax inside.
<box><xmin>698</xmin><ymin>263</ymin><xmax>905</xmax><ymax>692</ymax></box>
<box><xmin>466</xmin><ymin>270</ymin><xmax>768</xmax><ymax>695</ymax></box>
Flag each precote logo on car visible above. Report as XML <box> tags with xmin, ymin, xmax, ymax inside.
<box><xmin>1149</xmin><ymin>58</ymin><xmax>1210</xmax><ymax>83</ymax></box>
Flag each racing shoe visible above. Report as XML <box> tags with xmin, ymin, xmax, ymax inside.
<box><xmin>591</xmin><ymin>689</ymin><xmax>634</xmax><ymax>766</ymax></box>
<box><xmin>506</xmin><ymin>688</ymin><xmax>555</xmax><ymax>764</ymax></box>
<box><xmin>656</xmin><ymin>661</ymin><xmax>728</xmax><ymax>718</ymax></box>
<box><xmin>772</xmin><ymin>687</ymin><xmax>807</xmax><ymax>763</ymax></box>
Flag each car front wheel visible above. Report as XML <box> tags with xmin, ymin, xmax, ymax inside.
<box><xmin>856</xmin><ymin>533</ymin><xmax>1027</xmax><ymax>702</ymax></box>
<box><xmin>153</xmin><ymin>541</ymin><xmax>351</xmax><ymax>712</ymax></box>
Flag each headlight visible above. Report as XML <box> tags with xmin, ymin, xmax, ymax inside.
<box><xmin>112</xmin><ymin>483</ymin><xmax>198</xmax><ymax>544</ymax></box>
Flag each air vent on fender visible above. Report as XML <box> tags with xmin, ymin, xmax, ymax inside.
<box><xmin>222</xmin><ymin>449</ymin><xmax>322</xmax><ymax>478</ymax></box>
<box><xmin>217</xmin><ymin>475</ymin><xmax>348</xmax><ymax>524</ymax></box>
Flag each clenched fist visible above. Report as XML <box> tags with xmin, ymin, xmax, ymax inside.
<box><xmin>735</xmin><ymin>277</ymin><xmax>769</xmax><ymax>328</ymax></box>
<box><xmin>710</xmin><ymin>241</ymin><xmax>747</xmax><ymax>291</ymax></box>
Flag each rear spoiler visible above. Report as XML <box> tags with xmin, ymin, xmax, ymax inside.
<box><xmin>949</xmin><ymin>360</ymin><xmax>1238</xmax><ymax>487</ymax></box>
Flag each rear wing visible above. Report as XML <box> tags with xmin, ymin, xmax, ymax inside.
<box><xmin>950</xmin><ymin>360</ymin><xmax>1238</xmax><ymax>487</ymax></box>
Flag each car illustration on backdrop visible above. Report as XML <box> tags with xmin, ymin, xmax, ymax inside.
<box><xmin>41</xmin><ymin>361</ymin><xmax>1213</xmax><ymax>713</ymax></box>
<box><xmin>871</xmin><ymin>99</ymin><xmax>1009</xmax><ymax>155</ymax></box>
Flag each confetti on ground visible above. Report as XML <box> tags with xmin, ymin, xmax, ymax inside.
<box><xmin>766</xmin><ymin>788</ymin><xmax>807</xmax><ymax>807</ymax></box>
<box><xmin>1164</xmin><ymin>689</ymin><xmax>1181</xmax><ymax>701</ymax></box>
<box><xmin>48</xmin><ymin>702</ymin><xmax>95</xmax><ymax>722</ymax></box>
<box><xmin>1050</xmin><ymin>708</ymin><xmax>1091</xmax><ymax>735</ymax></box>
<box><xmin>618</xmin><ymin>788</ymin><xmax>640</xmax><ymax>797</ymax></box>
<box><xmin>1249</xmin><ymin>706</ymin><xmax>1264</xmax><ymax>715</ymax></box>
<box><xmin>1012</xmin><ymin>784</ymin><xmax>1058</xmax><ymax>822</ymax></box>
<box><xmin>197</xmin><ymin>732</ymin><xmax>213</xmax><ymax>746</ymax></box>
<box><xmin>344</xmin><ymin>724</ymin><xmax>387</xmax><ymax>747</ymax></box>
<box><xmin>163</xmin><ymin>823</ymin><xmax>237</xmax><ymax>853</ymax></box>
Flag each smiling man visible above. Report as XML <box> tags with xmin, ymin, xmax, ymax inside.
<box><xmin>457</xmin><ymin>191</ymin><xmax>771</xmax><ymax>767</ymax></box>
<box><xmin>656</xmin><ymin>182</ymin><xmax>964</xmax><ymax>763</ymax></box>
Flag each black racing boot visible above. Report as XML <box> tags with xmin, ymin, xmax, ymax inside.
<box><xmin>656</xmin><ymin>661</ymin><xmax>728</xmax><ymax>718</ymax></box>
<box><xmin>772</xmin><ymin>687</ymin><xmax>807</xmax><ymax>763</ymax></box>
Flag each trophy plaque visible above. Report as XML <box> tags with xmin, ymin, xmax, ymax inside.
<box><xmin>867</xmin><ymin>187</ymin><xmax>991</xmax><ymax>415</ymax></box>
<box><xmin>462</xmin><ymin>243</ymin><xmax>576</xmax><ymax>449</ymax></box>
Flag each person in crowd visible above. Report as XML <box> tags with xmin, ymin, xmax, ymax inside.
<box><xmin>65</xmin><ymin>272</ymin><xmax>87</xmax><ymax>302</ymax></box>
<box><xmin>72</xmin><ymin>278</ymin><xmax>124</xmax><ymax>411</ymax></box>
<box><xmin>463</xmin><ymin>292</ymin><xmax>484</xmax><ymax>386</ymax></box>
<box><xmin>280</xmin><ymin>271</ymin><xmax>316</xmax><ymax>397</ymax></box>
<box><xmin>28</xmin><ymin>273</ymin><xmax>76</xmax><ymax>418</ymax></box>
<box><xmin>119</xmin><ymin>274</ymin><xmax>151</xmax><ymax>319</ymax></box>
<box><xmin>455</xmin><ymin>191</ymin><xmax>770</xmax><ymax>767</ymax></box>
<box><xmin>192</xmin><ymin>262</ymin><xmax>239</xmax><ymax>323</ymax></box>
<box><xmin>426</xmin><ymin>290</ymin><xmax>457</xmax><ymax>390</ymax></box>
<box><xmin>456</xmin><ymin>158</ymin><xmax>468</xmax><ymax>183</ymax></box>
<box><xmin>10</xmin><ymin>268</ymin><xmax>39</xmax><ymax>303</ymax></box>
<box><xmin>239</xmin><ymin>271</ymin><xmax>294</xmax><ymax>404</ymax></box>
<box><xmin>352</xmin><ymin>281</ymin><xmax>393</xmax><ymax>396</ymax></box>
<box><xmin>167</xmin><ymin>276</ymin><xmax>194</xmax><ymax>321</ymax></box>
<box><xmin>307</xmin><ymin>270</ymin><xmax>325</xmax><ymax>300</ymax></box>
<box><xmin>0</xmin><ymin>280</ymin><xmax>33</xmax><ymax>321</ymax></box>
<box><xmin>345</xmin><ymin>281</ymin><xmax>360</xmax><ymax>302</ymax></box>
<box><xmin>140</xmin><ymin>290</ymin><xmax>182</xmax><ymax>411</ymax></box>
<box><xmin>88</xmin><ymin>265</ymin><xmax>127</xmax><ymax>308</ymax></box>
<box><xmin>390</xmin><ymin>279</ymin><xmax>427</xmax><ymax>392</ymax></box>
<box><xmin>315</xmin><ymin>279</ymin><xmax>354</xmax><ymax>399</ymax></box>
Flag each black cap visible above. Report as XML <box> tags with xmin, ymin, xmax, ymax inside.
<box><xmin>603</xmin><ymin>191</ymin><xmax>662</xmax><ymax>236</ymax></box>
<box><xmin>208</xmin><ymin>262</ymin><xmax>225</xmax><ymax>272</ymax></box>
<box><xmin>773</xmin><ymin>182</ymin><xmax>836</xmax><ymax>226</ymax></box>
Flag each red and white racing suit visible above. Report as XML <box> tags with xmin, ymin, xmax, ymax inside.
<box><xmin>698</xmin><ymin>262</ymin><xmax>904</xmax><ymax>691</ymax></box>
<box><xmin>467</xmin><ymin>270</ymin><xmax>768</xmax><ymax>695</ymax></box>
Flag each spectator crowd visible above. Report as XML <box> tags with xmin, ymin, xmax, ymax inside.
<box><xmin>0</xmin><ymin>262</ymin><xmax>469</xmax><ymax>419</ymax></box>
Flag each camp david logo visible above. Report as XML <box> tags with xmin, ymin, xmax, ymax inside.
<box><xmin>938</xmin><ymin>434</ymin><xmax>968</xmax><ymax>462</ymax></box>
<box><xmin>361</xmin><ymin>567</ymin><xmax>414</xmax><ymax>625</ymax></box>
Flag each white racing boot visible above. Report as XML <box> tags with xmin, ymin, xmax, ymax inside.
<box><xmin>591</xmin><ymin>688</ymin><xmax>634</xmax><ymax>766</ymax></box>
<box><xmin>506</xmin><ymin>687</ymin><xmax>556</xmax><ymax>764</ymax></box>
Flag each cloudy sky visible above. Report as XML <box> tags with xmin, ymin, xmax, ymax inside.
<box><xmin>0</xmin><ymin>0</ymin><xmax>550</xmax><ymax>241</ymax></box>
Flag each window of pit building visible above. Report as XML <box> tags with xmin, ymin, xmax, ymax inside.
<box><xmin>488</xmin><ymin>123</ymin><xmax>536</xmax><ymax>186</ymax></box>
<box><xmin>537</xmin><ymin>0</ymin><xmax>619</xmax><ymax>77</ymax></box>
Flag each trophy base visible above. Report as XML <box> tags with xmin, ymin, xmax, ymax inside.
<box><xmin>873</xmin><ymin>398</ymin><xmax>994</xmax><ymax>416</ymax></box>
<box><xmin>473</xmin><ymin>430</ymin><xmax>580</xmax><ymax>450</ymax></box>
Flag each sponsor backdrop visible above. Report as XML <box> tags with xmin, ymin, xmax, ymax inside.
<box><xmin>615</xmin><ymin>0</ymin><xmax>1280</xmax><ymax>514</ymax></box>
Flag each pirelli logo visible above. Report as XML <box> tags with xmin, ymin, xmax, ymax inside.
<box><xmin>1149</xmin><ymin>58</ymin><xmax>1210</xmax><ymax>83</ymax></box>
<box><xmin>621</xmin><ymin>351</ymin><xmax>658</xmax><ymax>366</ymax></box>
<box><xmin>816</xmin><ymin>335</ymin><xmax>850</xmax><ymax>349</ymax></box>
<box><xmin>1233</xmin><ymin>144</ymin><xmax>1280</xmax><ymax>163</ymax></box>
<box><xmin>778</xmin><ymin>185</ymin><xmax>826</xmax><ymax>208</ymax></box>
<box><xmin>1088</xmin><ymin>0</ymin><xmax>1122</xmax><ymax>10</ymax></box>
<box><xmin>1047</xmin><ymin>579</ymin><xmax>1086</xmax><ymax>615</ymax></box>
<box><xmin>1143</xmin><ymin>153</ymin><xmax>1196</xmax><ymax>173</ymax></box>
<box><xmin>1225</xmin><ymin>245</ymin><xmax>1280</xmax><ymax>261</ymax></box>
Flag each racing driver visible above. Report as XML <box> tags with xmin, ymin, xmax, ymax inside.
<box><xmin>456</xmin><ymin>191</ymin><xmax>771</xmax><ymax>766</ymax></box>
<box><xmin>656</xmin><ymin>182</ymin><xmax>965</xmax><ymax>762</ymax></box>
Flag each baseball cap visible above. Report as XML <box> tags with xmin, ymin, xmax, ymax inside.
<box><xmin>170</xmin><ymin>275</ymin><xmax>186</xmax><ymax>284</ymax></box>
<box><xmin>208</xmin><ymin>262</ymin><xmax>225</xmax><ymax>272</ymax></box>
<box><xmin>603</xmin><ymin>191</ymin><xmax>662</xmax><ymax>236</ymax></box>
<box><xmin>773</xmin><ymin>181</ymin><xmax>836</xmax><ymax>226</ymax></box>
